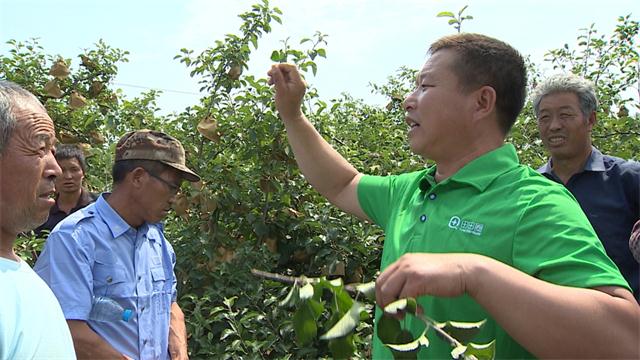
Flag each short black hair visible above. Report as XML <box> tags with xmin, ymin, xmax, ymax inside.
<box><xmin>429</xmin><ymin>33</ymin><xmax>527</xmax><ymax>135</ymax></box>
<box><xmin>112</xmin><ymin>159</ymin><xmax>169</xmax><ymax>184</ymax></box>
<box><xmin>55</xmin><ymin>144</ymin><xmax>87</xmax><ymax>173</ymax></box>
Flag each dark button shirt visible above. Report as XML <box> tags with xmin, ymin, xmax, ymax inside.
<box><xmin>539</xmin><ymin>147</ymin><xmax>640</xmax><ymax>298</ymax></box>
<box><xmin>34</xmin><ymin>188</ymin><xmax>98</xmax><ymax>237</ymax></box>
<box><xmin>630</xmin><ymin>220</ymin><xmax>640</xmax><ymax>263</ymax></box>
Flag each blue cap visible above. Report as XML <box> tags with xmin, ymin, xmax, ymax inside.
<box><xmin>122</xmin><ymin>309</ymin><xmax>133</xmax><ymax>322</ymax></box>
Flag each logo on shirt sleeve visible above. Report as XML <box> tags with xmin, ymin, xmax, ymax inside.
<box><xmin>448</xmin><ymin>216</ymin><xmax>484</xmax><ymax>236</ymax></box>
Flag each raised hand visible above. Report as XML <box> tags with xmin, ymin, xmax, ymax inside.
<box><xmin>267</xmin><ymin>63</ymin><xmax>306</xmax><ymax>121</ymax></box>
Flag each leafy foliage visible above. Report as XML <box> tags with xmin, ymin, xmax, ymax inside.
<box><xmin>3</xmin><ymin>2</ymin><xmax>638</xmax><ymax>358</ymax></box>
<box><xmin>511</xmin><ymin>14</ymin><xmax>640</xmax><ymax>166</ymax></box>
<box><xmin>437</xmin><ymin>5</ymin><xmax>474</xmax><ymax>33</ymax></box>
<box><xmin>269</xmin><ymin>276</ymin><xmax>495</xmax><ymax>360</ymax></box>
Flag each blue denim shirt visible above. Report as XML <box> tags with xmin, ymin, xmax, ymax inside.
<box><xmin>539</xmin><ymin>147</ymin><xmax>640</xmax><ymax>298</ymax></box>
<box><xmin>35</xmin><ymin>194</ymin><xmax>177</xmax><ymax>360</ymax></box>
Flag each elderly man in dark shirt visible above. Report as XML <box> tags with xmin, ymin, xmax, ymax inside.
<box><xmin>533</xmin><ymin>74</ymin><xmax>640</xmax><ymax>299</ymax></box>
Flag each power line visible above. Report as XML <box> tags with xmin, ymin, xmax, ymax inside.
<box><xmin>113</xmin><ymin>82</ymin><xmax>201</xmax><ymax>96</ymax></box>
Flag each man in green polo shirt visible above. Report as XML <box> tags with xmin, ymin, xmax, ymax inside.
<box><xmin>267</xmin><ymin>33</ymin><xmax>639</xmax><ymax>358</ymax></box>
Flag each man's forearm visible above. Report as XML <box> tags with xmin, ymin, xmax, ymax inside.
<box><xmin>469</xmin><ymin>257</ymin><xmax>640</xmax><ymax>358</ymax></box>
<box><xmin>67</xmin><ymin>320</ymin><xmax>130</xmax><ymax>359</ymax></box>
<box><xmin>169</xmin><ymin>302</ymin><xmax>189</xmax><ymax>360</ymax></box>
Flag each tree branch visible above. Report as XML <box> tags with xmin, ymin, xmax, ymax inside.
<box><xmin>251</xmin><ymin>268</ymin><xmax>360</xmax><ymax>295</ymax></box>
<box><xmin>593</xmin><ymin>130</ymin><xmax>640</xmax><ymax>138</ymax></box>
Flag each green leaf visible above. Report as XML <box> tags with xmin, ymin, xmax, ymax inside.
<box><xmin>299</xmin><ymin>282</ymin><xmax>314</xmax><ymax>300</ymax></box>
<box><xmin>437</xmin><ymin>11</ymin><xmax>455</xmax><ymax>18</ymax></box>
<box><xmin>293</xmin><ymin>302</ymin><xmax>317</xmax><ymax>345</ymax></box>
<box><xmin>448</xmin><ymin>19</ymin><xmax>458</xmax><ymax>25</ymax></box>
<box><xmin>307</xmin><ymin>298</ymin><xmax>325</xmax><ymax>319</ymax></box>
<box><xmin>355</xmin><ymin>281</ymin><xmax>376</xmax><ymax>302</ymax></box>
<box><xmin>436</xmin><ymin>319</ymin><xmax>486</xmax><ymax>344</ymax></box>
<box><xmin>334</xmin><ymin>287</ymin><xmax>354</xmax><ymax>313</ymax></box>
<box><xmin>377</xmin><ymin>313</ymin><xmax>402</xmax><ymax>343</ymax></box>
<box><xmin>279</xmin><ymin>283</ymin><xmax>299</xmax><ymax>307</ymax></box>
<box><xmin>390</xmin><ymin>330</ymin><xmax>420</xmax><ymax>359</ymax></box>
<box><xmin>328</xmin><ymin>335</ymin><xmax>356</xmax><ymax>359</ymax></box>
<box><xmin>319</xmin><ymin>302</ymin><xmax>364</xmax><ymax>340</ymax></box>
<box><xmin>386</xmin><ymin>329</ymin><xmax>429</xmax><ymax>352</ymax></box>
<box><xmin>328</xmin><ymin>277</ymin><xmax>343</xmax><ymax>287</ymax></box>
<box><xmin>451</xmin><ymin>344</ymin><xmax>467</xmax><ymax>359</ymax></box>
<box><xmin>270</xmin><ymin>50</ymin><xmax>281</xmax><ymax>62</ymax></box>
<box><xmin>384</xmin><ymin>298</ymin><xmax>417</xmax><ymax>315</ymax></box>
<box><xmin>464</xmin><ymin>340</ymin><xmax>496</xmax><ymax>360</ymax></box>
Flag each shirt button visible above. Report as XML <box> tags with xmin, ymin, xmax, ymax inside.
<box><xmin>419</xmin><ymin>214</ymin><xmax>427</xmax><ymax>222</ymax></box>
<box><xmin>428</xmin><ymin>193</ymin><xmax>437</xmax><ymax>200</ymax></box>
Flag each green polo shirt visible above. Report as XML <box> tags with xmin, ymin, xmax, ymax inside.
<box><xmin>358</xmin><ymin>144</ymin><xmax>630</xmax><ymax>359</ymax></box>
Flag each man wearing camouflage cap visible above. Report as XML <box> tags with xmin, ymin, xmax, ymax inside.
<box><xmin>35</xmin><ymin>129</ymin><xmax>199</xmax><ymax>360</ymax></box>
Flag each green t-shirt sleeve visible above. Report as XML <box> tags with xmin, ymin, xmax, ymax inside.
<box><xmin>513</xmin><ymin>187</ymin><xmax>631</xmax><ymax>291</ymax></box>
<box><xmin>357</xmin><ymin>174</ymin><xmax>394</xmax><ymax>229</ymax></box>
<box><xmin>358</xmin><ymin>172</ymin><xmax>421</xmax><ymax>228</ymax></box>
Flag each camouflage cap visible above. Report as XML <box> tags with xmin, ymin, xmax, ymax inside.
<box><xmin>115</xmin><ymin>129</ymin><xmax>200</xmax><ymax>182</ymax></box>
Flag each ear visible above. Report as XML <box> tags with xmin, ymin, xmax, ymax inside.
<box><xmin>587</xmin><ymin>111</ymin><xmax>597</xmax><ymax>131</ymax></box>
<box><xmin>129</xmin><ymin>167</ymin><xmax>147</xmax><ymax>189</ymax></box>
<box><xmin>472</xmin><ymin>85</ymin><xmax>497</xmax><ymax>121</ymax></box>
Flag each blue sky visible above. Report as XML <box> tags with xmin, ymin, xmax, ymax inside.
<box><xmin>0</xmin><ymin>0</ymin><xmax>637</xmax><ymax>114</ymax></box>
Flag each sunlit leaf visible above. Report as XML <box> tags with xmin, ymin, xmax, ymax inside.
<box><xmin>270</xmin><ymin>50</ymin><xmax>281</xmax><ymax>62</ymax></box>
<box><xmin>436</xmin><ymin>319</ymin><xmax>486</xmax><ymax>344</ymax></box>
<box><xmin>464</xmin><ymin>340</ymin><xmax>496</xmax><ymax>360</ymax></box>
<box><xmin>279</xmin><ymin>283</ymin><xmax>299</xmax><ymax>307</ymax></box>
<box><xmin>451</xmin><ymin>344</ymin><xmax>467</xmax><ymax>359</ymax></box>
<box><xmin>390</xmin><ymin>330</ymin><xmax>420</xmax><ymax>359</ymax></box>
<box><xmin>319</xmin><ymin>302</ymin><xmax>364</xmax><ymax>340</ymax></box>
<box><xmin>384</xmin><ymin>298</ymin><xmax>417</xmax><ymax>315</ymax></box>
<box><xmin>385</xmin><ymin>329</ymin><xmax>429</xmax><ymax>352</ymax></box>
<box><xmin>355</xmin><ymin>281</ymin><xmax>375</xmax><ymax>302</ymax></box>
<box><xmin>328</xmin><ymin>277</ymin><xmax>343</xmax><ymax>287</ymax></box>
<box><xmin>299</xmin><ymin>282</ymin><xmax>314</xmax><ymax>300</ymax></box>
<box><xmin>437</xmin><ymin>11</ymin><xmax>455</xmax><ymax>18</ymax></box>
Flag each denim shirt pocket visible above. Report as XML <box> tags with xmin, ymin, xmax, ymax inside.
<box><xmin>93</xmin><ymin>253</ymin><xmax>128</xmax><ymax>298</ymax></box>
<box><xmin>150</xmin><ymin>265</ymin><xmax>169</xmax><ymax>316</ymax></box>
